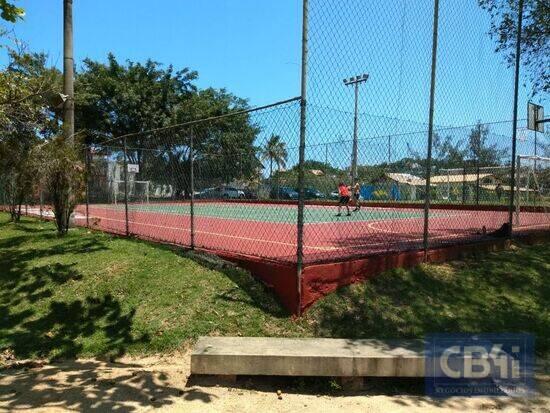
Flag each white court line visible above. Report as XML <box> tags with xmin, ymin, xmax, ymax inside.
<box><xmin>26</xmin><ymin>209</ymin><xmax>522</xmax><ymax>254</ymax></box>
<box><xmin>29</xmin><ymin>208</ymin><xmax>549</xmax><ymax>253</ymax></box>
<box><xmin>365</xmin><ymin>213</ymin><xmax>477</xmax><ymax>236</ymax></box>
<box><xmin>82</xmin><ymin>214</ymin><xmax>338</xmax><ymax>252</ymax></box>
<box><xmin>82</xmin><ymin>214</ymin><xmax>499</xmax><ymax>254</ymax></box>
<box><xmin>305</xmin><ymin>210</ymin><xmax>470</xmax><ymax>226</ymax></box>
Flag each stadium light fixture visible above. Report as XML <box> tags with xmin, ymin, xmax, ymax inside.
<box><xmin>343</xmin><ymin>74</ymin><xmax>369</xmax><ymax>86</ymax></box>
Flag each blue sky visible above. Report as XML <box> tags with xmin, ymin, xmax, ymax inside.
<box><xmin>1</xmin><ymin>0</ymin><xmax>546</xmax><ymax>162</ymax></box>
<box><xmin>2</xmin><ymin>0</ymin><xmax>303</xmax><ymax>106</ymax></box>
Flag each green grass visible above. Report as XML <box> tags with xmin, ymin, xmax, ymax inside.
<box><xmin>0</xmin><ymin>212</ymin><xmax>548</xmax><ymax>360</ymax></box>
<box><xmin>0</xmin><ymin>213</ymin><xmax>308</xmax><ymax>360</ymax></box>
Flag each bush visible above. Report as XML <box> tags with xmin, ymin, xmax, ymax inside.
<box><xmin>32</xmin><ymin>137</ymin><xmax>85</xmax><ymax>234</ymax></box>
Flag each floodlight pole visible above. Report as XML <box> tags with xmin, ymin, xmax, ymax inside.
<box><xmin>344</xmin><ymin>74</ymin><xmax>369</xmax><ymax>187</ymax></box>
<box><xmin>352</xmin><ymin>82</ymin><xmax>359</xmax><ymax>186</ymax></box>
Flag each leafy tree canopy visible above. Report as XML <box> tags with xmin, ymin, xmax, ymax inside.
<box><xmin>76</xmin><ymin>54</ymin><xmax>261</xmax><ymax>197</ymax></box>
<box><xmin>0</xmin><ymin>48</ymin><xmax>60</xmax><ymax>221</ymax></box>
<box><xmin>75</xmin><ymin>53</ymin><xmax>198</xmax><ymax>142</ymax></box>
<box><xmin>479</xmin><ymin>0</ymin><xmax>549</xmax><ymax>95</ymax></box>
<box><xmin>0</xmin><ymin>0</ymin><xmax>24</xmax><ymax>22</ymax></box>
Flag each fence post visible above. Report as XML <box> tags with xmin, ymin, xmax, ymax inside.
<box><xmin>85</xmin><ymin>146</ymin><xmax>90</xmax><ymax>228</ymax></box>
<box><xmin>475</xmin><ymin>165</ymin><xmax>480</xmax><ymax>205</ymax></box>
<box><xmin>515</xmin><ymin>155</ymin><xmax>521</xmax><ymax>225</ymax></box>
<box><xmin>507</xmin><ymin>0</ymin><xmax>524</xmax><ymax>238</ymax></box>
<box><xmin>39</xmin><ymin>186</ymin><xmax>44</xmax><ymax>220</ymax></box>
<box><xmin>422</xmin><ymin>0</ymin><xmax>440</xmax><ymax>261</ymax></box>
<box><xmin>295</xmin><ymin>0</ymin><xmax>309</xmax><ymax>316</ymax></box>
<box><xmin>190</xmin><ymin>133</ymin><xmax>195</xmax><ymax>250</ymax></box>
<box><xmin>462</xmin><ymin>165</ymin><xmax>466</xmax><ymax>204</ymax></box>
<box><xmin>123</xmin><ymin>137</ymin><xmax>130</xmax><ymax>236</ymax></box>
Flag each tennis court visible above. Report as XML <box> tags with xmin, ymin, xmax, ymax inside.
<box><xmin>74</xmin><ymin>201</ymin><xmax>549</xmax><ymax>264</ymax></box>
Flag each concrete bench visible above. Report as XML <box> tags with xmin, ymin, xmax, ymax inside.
<box><xmin>191</xmin><ymin>337</ymin><xmax>427</xmax><ymax>378</ymax></box>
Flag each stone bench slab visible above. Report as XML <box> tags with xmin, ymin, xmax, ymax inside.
<box><xmin>191</xmin><ymin>337</ymin><xmax>427</xmax><ymax>377</ymax></box>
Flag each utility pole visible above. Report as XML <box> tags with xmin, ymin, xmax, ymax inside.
<box><xmin>63</xmin><ymin>0</ymin><xmax>75</xmax><ymax>144</ymax></box>
<box><xmin>343</xmin><ymin>73</ymin><xmax>369</xmax><ymax>187</ymax></box>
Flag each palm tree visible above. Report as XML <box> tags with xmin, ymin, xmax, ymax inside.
<box><xmin>260</xmin><ymin>135</ymin><xmax>288</xmax><ymax>178</ymax></box>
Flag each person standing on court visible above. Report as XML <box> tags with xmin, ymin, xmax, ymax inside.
<box><xmin>336</xmin><ymin>182</ymin><xmax>351</xmax><ymax>217</ymax></box>
<box><xmin>353</xmin><ymin>182</ymin><xmax>361</xmax><ymax>212</ymax></box>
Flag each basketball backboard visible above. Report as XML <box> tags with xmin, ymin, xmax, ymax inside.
<box><xmin>527</xmin><ymin>102</ymin><xmax>544</xmax><ymax>132</ymax></box>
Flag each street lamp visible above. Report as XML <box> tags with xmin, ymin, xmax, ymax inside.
<box><xmin>343</xmin><ymin>73</ymin><xmax>369</xmax><ymax>186</ymax></box>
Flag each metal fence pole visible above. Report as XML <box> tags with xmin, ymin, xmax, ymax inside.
<box><xmin>295</xmin><ymin>0</ymin><xmax>309</xmax><ymax>316</ymax></box>
<box><xmin>462</xmin><ymin>164</ymin><xmax>466</xmax><ymax>204</ymax></box>
<box><xmin>422</xmin><ymin>0</ymin><xmax>440</xmax><ymax>260</ymax></box>
<box><xmin>39</xmin><ymin>187</ymin><xmax>44</xmax><ymax>220</ymax></box>
<box><xmin>533</xmin><ymin>128</ymin><xmax>537</xmax><ymax>207</ymax></box>
<box><xmin>190</xmin><ymin>134</ymin><xmax>195</xmax><ymax>250</ymax></box>
<box><xmin>123</xmin><ymin>137</ymin><xmax>130</xmax><ymax>236</ymax></box>
<box><xmin>508</xmin><ymin>0</ymin><xmax>524</xmax><ymax>238</ymax></box>
<box><xmin>476</xmin><ymin>165</ymin><xmax>480</xmax><ymax>205</ymax></box>
<box><xmin>515</xmin><ymin>155</ymin><xmax>521</xmax><ymax>225</ymax></box>
<box><xmin>85</xmin><ymin>146</ymin><xmax>90</xmax><ymax>228</ymax></box>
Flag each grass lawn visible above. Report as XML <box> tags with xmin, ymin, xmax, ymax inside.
<box><xmin>0</xmin><ymin>212</ymin><xmax>548</xmax><ymax>360</ymax></box>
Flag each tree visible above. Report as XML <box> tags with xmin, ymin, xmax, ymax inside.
<box><xmin>0</xmin><ymin>0</ymin><xmax>24</xmax><ymax>22</ymax></box>
<box><xmin>467</xmin><ymin>122</ymin><xmax>506</xmax><ymax>166</ymax></box>
<box><xmin>433</xmin><ymin>133</ymin><xmax>468</xmax><ymax>169</ymax></box>
<box><xmin>479</xmin><ymin>0</ymin><xmax>549</xmax><ymax>95</ymax></box>
<box><xmin>75</xmin><ymin>53</ymin><xmax>198</xmax><ymax>143</ymax></box>
<box><xmin>31</xmin><ymin>137</ymin><xmax>85</xmax><ymax>234</ymax></box>
<box><xmin>76</xmin><ymin>55</ymin><xmax>260</xmax><ymax>198</ymax></box>
<box><xmin>140</xmin><ymin>88</ymin><xmax>259</xmax><ymax>197</ymax></box>
<box><xmin>260</xmin><ymin>135</ymin><xmax>288</xmax><ymax>179</ymax></box>
<box><xmin>0</xmin><ymin>49</ymin><xmax>61</xmax><ymax>221</ymax></box>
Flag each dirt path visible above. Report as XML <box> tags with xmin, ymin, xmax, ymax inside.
<box><xmin>1</xmin><ymin>351</ymin><xmax>549</xmax><ymax>412</ymax></box>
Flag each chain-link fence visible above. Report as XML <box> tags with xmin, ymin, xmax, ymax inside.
<box><xmin>1</xmin><ymin>0</ymin><xmax>548</xmax><ymax>313</ymax></box>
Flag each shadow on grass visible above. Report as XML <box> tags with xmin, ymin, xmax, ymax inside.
<box><xmin>308</xmin><ymin>243</ymin><xmax>550</xmax><ymax>356</ymax></box>
<box><xmin>178</xmin><ymin>250</ymin><xmax>291</xmax><ymax>318</ymax></box>
<box><xmin>0</xmin><ymin>294</ymin><xmax>149</xmax><ymax>360</ymax></box>
<box><xmin>0</xmin><ymin>217</ymin><xmax>149</xmax><ymax>360</ymax></box>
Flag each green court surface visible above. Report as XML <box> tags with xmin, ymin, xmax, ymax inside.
<box><xmin>123</xmin><ymin>202</ymin><xmax>437</xmax><ymax>224</ymax></box>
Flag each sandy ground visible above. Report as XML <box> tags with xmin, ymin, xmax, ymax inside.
<box><xmin>0</xmin><ymin>351</ymin><xmax>549</xmax><ymax>413</ymax></box>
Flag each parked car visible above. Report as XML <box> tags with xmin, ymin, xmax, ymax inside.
<box><xmin>301</xmin><ymin>187</ymin><xmax>326</xmax><ymax>199</ymax></box>
<box><xmin>196</xmin><ymin>186</ymin><xmax>245</xmax><ymax>199</ymax></box>
<box><xmin>329</xmin><ymin>190</ymin><xmax>339</xmax><ymax>200</ymax></box>
<box><xmin>270</xmin><ymin>186</ymin><xmax>299</xmax><ymax>200</ymax></box>
<box><xmin>242</xmin><ymin>188</ymin><xmax>258</xmax><ymax>199</ymax></box>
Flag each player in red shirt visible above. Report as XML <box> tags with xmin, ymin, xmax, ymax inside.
<box><xmin>336</xmin><ymin>182</ymin><xmax>351</xmax><ymax>217</ymax></box>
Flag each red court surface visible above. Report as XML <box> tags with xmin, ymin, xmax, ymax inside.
<box><xmin>70</xmin><ymin>202</ymin><xmax>549</xmax><ymax>264</ymax></box>
<box><xmin>21</xmin><ymin>202</ymin><xmax>549</xmax><ymax>313</ymax></box>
